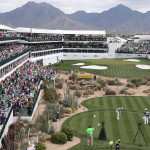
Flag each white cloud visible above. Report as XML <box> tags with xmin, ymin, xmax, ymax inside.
<box><xmin>0</xmin><ymin>0</ymin><xmax>150</xmax><ymax>13</ymax></box>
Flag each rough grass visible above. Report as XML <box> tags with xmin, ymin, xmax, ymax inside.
<box><xmin>63</xmin><ymin>96</ymin><xmax>150</xmax><ymax>150</ymax></box>
<box><xmin>54</xmin><ymin>58</ymin><xmax>150</xmax><ymax>78</ymax></box>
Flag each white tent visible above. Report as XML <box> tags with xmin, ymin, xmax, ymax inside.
<box><xmin>13</xmin><ymin>27</ymin><xmax>106</xmax><ymax>35</ymax></box>
<box><xmin>0</xmin><ymin>24</ymin><xmax>14</xmax><ymax>31</ymax></box>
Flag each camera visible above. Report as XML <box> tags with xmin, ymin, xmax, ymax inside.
<box><xmin>138</xmin><ymin>122</ymin><xmax>141</xmax><ymax>127</ymax></box>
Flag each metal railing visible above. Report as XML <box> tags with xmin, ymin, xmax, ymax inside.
<box><xmin>0</xmin><ymin>106</ymin><xmax>13</xmax><ymax>139</ymax></box>
<box><xmin>0</xmin><ymin>49</ymin><xmax>30</xmax><ymax>67</ymax></box>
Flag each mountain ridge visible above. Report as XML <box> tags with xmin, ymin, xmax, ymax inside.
<box><xmin>0</xmin><ymin>2</ymin><xmax>150</xmax><ymax>33</ymax></box>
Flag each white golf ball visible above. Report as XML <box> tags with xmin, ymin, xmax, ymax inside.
<box><xmin>93</xmin><ymin>115</ymin><xmax>96</xmax><ymax>117</ymax></box>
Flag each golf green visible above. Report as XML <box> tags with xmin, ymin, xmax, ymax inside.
<box><xmin>63</xmin><ymin>96</ymin><xmax>150</xmax><ymax>150</ymax></box>
<box><xmin>54</xmin><ymin>59</ymin><xmax>150</xmax><ymax>78</ymax></box>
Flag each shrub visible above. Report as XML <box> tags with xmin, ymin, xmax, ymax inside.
<box><xmin>97</xmin><ymin>79</ymin><xmax>106</xmax><ymax>87</ymax></box>
<box><xmin>94</xmin><ymin>87</ymin><xmax>98</xmax><ymax>91</ymax></box>
<box><xmin>130</xmin><ymin>78</ymin><xmax>145</xmax><ymax>87</ymax></box>
<box><xmin>34</xmin><ymin>111</ymin><xmax>49</xmax><ymax>133</ymax></box>
<box><xmin>74</xmin><ymin>90</ymin><xmax>82</xmax><ymax>98</ymax></box>
<box><xmin>36</xmin><ymin>141</ymin><xmax>46</xmax><ymax>150</ymax></box>
<box><xmin>27</xmin><ymin>123</ymin><xmax>34</xmax><ymax>129</ymax></box>
<box><xmin>69</xmin><ymin>74</ymin><xmax>77</xmax><ymax>82</ymax></box>
<box><xmin>119</xmin><ymin>89</ymin><xmax>126</xmax><ymax>94</ymax></box>
<box><xmin>61</xmin><ymin>126</ymin><xmax>74</xmax><ymax>141</ymax></box>
<box><xmin>20</xmin><ymin>128</ymin><xmax>26</xmax><ymax>140</ymax></box>
<box><xmin>79</xmin><ymin>80</ymin><xmax>85</xmax><ymax>86</ymax></box>
<box><xmin>107</xmin><ymin>80</ymin><xmax>115</xmax><ymax>85</ymax></box>
<box><xmin>30</xmin><ymin>127</ymin><xmax>39</xmax><ymax>134</ymax></box>
<box><xmin>64</xmin><ymin>108</ymin><xmax>72</xmax><ymax>114</ymax></box>
<box><xmin>46</xmin><ymin>104</ymin><xmax>64</xmax><ymax>118</ymax></box>
<box><xmin>97</xmin><ymin>86</ymin><xmax>101</xmax><ymax>90</ymax></box>
<box><xmin>83</xmin><ymin>91</ymin><xmax>88</xmax><ymax>96</ymax></box>
<box><xmin>107</xmin><ymin>79</ymin><xmax>123</xmax><ymax>86</ymax></box>
<box><xmin>105</xmin><ymin>90</ymin><xmax>116</xmax><ymax>95</ymax></box>
<box><xmin>51</xmin><ymin>132</ymin><xmax>67</xmax><ymax>144</ymax></box>
<box><xmin>39</xmin><ymin>136</ymin><xmax>46</xmax><ymax>142</ymax></box>
<box><xmin>20</xmin><ymin>141</ymin><xmax>28</xmax><ymax>150</ymax></box>
<box><xmin>52</xmin><ymin>116</ymin><xmax>57</xmax><ymax>122</ymax></box>
<box><xmin>86</xmin><ymin>88</ymin><xmax>94</xmax><ymax>95</ymax></box>
<box><xmin>43</xmin><ymin>88</ymin><xmax>61</xmax><ymax>103</ymax></box>
<box><xmin>63</xmin><ymin>93</ymin><xmax>78</xmax><ymax>109</ymax></box>
<box><xmin>126</xmin><ymin>83</ymin><xmax>135</xmax><ymax>88</ymax></box>
<box><xmin>55</xmin><ymin>82</ymin><xmax>63</xmax><ymax>89</ymax></box>
<box><xmin>49</xmin><ymin>124</ymin><xmax>56</xmax><ymax>134</ymax></box>
<box><xmin>41</xmin><ymin>79</ymin><xmax>53</xmax><ymax>90</ymax></box>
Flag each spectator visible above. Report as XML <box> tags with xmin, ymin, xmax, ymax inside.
<box><xmin>1</xmin><ymin>113</ymin><xmax>6</xmax><ymax>124</ymax></box>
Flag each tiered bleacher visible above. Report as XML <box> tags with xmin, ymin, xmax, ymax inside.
<box><xmin>0</xmin><ymin>25</ymin><xmax>109</xmax><ymax>146</ymax></box>
<box><xmin>116</xmin><ymin>40</ymin><xmax>150</xmax><ymax>54</ymax></box>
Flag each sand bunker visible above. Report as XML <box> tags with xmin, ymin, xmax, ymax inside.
<box><xmin>136</xmin><ymin>65</ymin><xmax>150</xmax><ymax>69</ymax></box>
<box><xmin>123</xmin><ymin>59</ymin><xmax>140</xmax><ymax>62</ymax></box>
<box><xmin>72</xmin><ymin>63</ymin><xmax>85</xmax><ymax>66</ymax></box>
<box><xmin>80</xmin><ymin>65</ymin><xmax>108</xmax><ymax>70</ymax></box>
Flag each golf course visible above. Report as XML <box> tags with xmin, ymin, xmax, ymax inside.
<box><xmin>63</xmin><ymin>96</ymin><xmax>150</xmax><ymax>150</ymax></box>
<box><xmin>53</xmin><ymin>58</ymin><xmax>150</xmax><ymax>150</ymax></box>
<box><xmin>54</xmin><ymin>58</ymin><xmax>150</xmax><ymax>78</ymax></box>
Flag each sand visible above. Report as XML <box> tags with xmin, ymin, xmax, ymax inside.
<box><xmin>80</xmin><ymin>65</ymin><xmax>108</xmax><ymax>70</ymax></box>
<box><xmin>136</xmin><ymin>64</ymin><xmax>150</xmax><ymax>69</ymax></box>
<box><xmin>72</xmin><ymin>63</ymin><xmax>85</xmax><ymax>66</ymax></box>
<box><xmin>123</xmin><ymin>59</ymin><xmax>140</xmax><ymax>62</ymax></box>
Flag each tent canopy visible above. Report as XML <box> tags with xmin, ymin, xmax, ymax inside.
<box><xmin>12</xmin><ymin>27</ymin><xmax>106</xmax><ymax>35</ymax></box>
<box><xmin>0</xmin><ymin>24</ymin><xmax>14</xmax><ymax>31</ymax></box>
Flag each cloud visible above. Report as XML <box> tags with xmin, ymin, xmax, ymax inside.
<box><xmin>0</xmin><ymin>0</ymin><xmax>150</xmax><ymax>13</ymax></box>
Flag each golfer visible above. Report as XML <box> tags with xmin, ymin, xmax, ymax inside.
<box><xmin>144</xmin><ymin>108</ymin><xmax>149</xmax><ymax>124</ymax></box>
<box><xmin>116</xmin><ymin>107</ymin><xmax>123</xmax><ymax>120</ymax></box>
<box><xmin>86</xmin><ymin>124</ymin><xmax>100</xmax><ymax>146</ymax></box>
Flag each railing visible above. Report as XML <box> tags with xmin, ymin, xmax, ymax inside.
<box><xmin>0</xmin><ymin>49</ymin><xmax>30</xmax><ymax>67</ymax></box>
<box><xmin>0</xmin><ymin>106</ymin><xmax>13</xmax><ymax>139</ymax></box>
<box><xmin>0</xmin><ymin>37</ymin><xmax>20</xmax><ymax>41</ymax></box>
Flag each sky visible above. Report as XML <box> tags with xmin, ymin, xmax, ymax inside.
<box><xmin>0</xmin><ymin>0</ymin><xmax>150</xmax><ymax>14</ymax></box>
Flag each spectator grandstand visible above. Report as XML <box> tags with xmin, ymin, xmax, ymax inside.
<box><xmin>116</xmin><ymin>40</ymin><xmax>150</xmax><ymax>54</ymax></box>
<box><xmin>0</xmin><ymin>43</ymin><xmax>28</xmax><ymax>63</ymax></box>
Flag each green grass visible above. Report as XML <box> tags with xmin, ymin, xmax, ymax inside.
<box><xmin>54</xmin><ymin>58</ymin><xmax>150</xmax><ymax>78</ymax></box>
<box><xmin>63</xmin><ymin>96</ymin><xmax>150</xmax><ymax>150</ymax></box>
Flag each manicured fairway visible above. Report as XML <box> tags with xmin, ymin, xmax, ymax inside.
<box><xmin>63</xmin><ymin>96</ymin><xmax>150</xmax><ymax>150</ymax></box>
<box><xmin>54</xmin><ymin>59</ymin><xmax>150</xmax><ymax>78</ymax></box>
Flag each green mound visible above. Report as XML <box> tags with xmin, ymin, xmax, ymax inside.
<box><xmin>54</xmin><ymin>59</ymin><xmax>150</xmax><ymax>78</ymax></box>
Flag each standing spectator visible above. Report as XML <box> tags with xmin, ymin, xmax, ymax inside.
<box><xmin>26</xmin><ymin>104</ymin><xmax>32</xmax><ymax>116</ymax></box>
<box><xmin>1</xmin><ymin>113</ymin><xmax>6</xmax><ymax>124</ymax></box>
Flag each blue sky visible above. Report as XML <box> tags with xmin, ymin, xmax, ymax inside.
<box><xmin>0</xmin><ymin>0</ymin><xmax>149</xmax><ymax>14</ymax></box>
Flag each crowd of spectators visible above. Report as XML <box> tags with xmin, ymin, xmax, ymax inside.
<box><xmin>63</xmin><ymin>35</ymin><xmax>107</xmax><ymax>41</ymax></box>
<box><xmin>22</xmin><ymin>34</ymin><xmax>62</xmax><ymax>42</ymax></box>
<box><xmin>0</xmin><ymin>43</ymin><xmax>28</xmax><ymax>63</ymax></box>
<box><xmin>0</xmin><ymin>54</ymin><xmax>29</xmax><ymax>78</ymax></box>
<box><xmin>63</xmin><ymin>42</ymin><xmax>108</xmax><ymax>49</ymax></box>
<box><xmin>0</xmin><ymin>61</ymin><xmax>55</xmax><ymax>125</ymax></box>
<box><xmin>28</xmin><ymin>43</ymin><xmax>63</xmax><ymax>51</ymax></box>
<box><xmin>116</xmin><ymin>40</ymin><xmax>150</xmax><ymax>54</ymax></box>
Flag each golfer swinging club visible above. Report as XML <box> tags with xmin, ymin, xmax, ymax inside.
<box><xmin>86</xmin><ymin>123</ymin><xmax>100</xmax><ymax>146</ymax></box>
<box><xmin>116</xmin><ymin>107</ymin><xmax>123</xmax><ymax>120</ymax></box>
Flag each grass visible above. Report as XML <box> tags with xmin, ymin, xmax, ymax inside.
<box><xmin>63</xmin><ymin>96</ymin><xmax>150</xmax><ymax>150</ymax></box>
<box><xmin>54</xmin><ymin>58</ymin><xmax>150</xmax><ymax>78</ymax></box>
